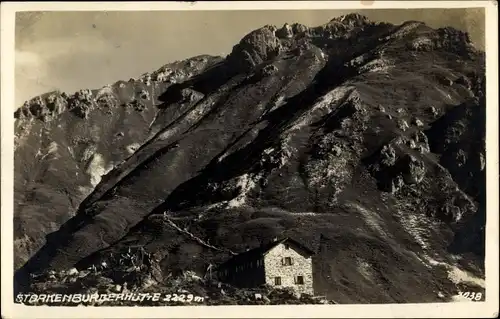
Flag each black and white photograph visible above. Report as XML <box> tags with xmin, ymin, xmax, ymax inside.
<box><xmin>1</xmin><ymin>1</ymin><xmax>498</xmax><ymax>318</ymax></box>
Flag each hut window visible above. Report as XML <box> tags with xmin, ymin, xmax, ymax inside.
<box><xmin>274</xmin><ymin>277</ymin><xmax>282</xmax><ymax>285</ymax></box>
<box><xmin>282</xmin><ymin>257</ymin><xmax>293</xmax><ymax>266</ymax></box>
<box><xmin>295</xmin><ymin>276</ymin><xmax>304</xmax><ymax>285</ymax></box>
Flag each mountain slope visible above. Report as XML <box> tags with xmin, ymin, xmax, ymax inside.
<box><xmin>14</xmin><ymin>14</ymin><xmax>486</xmax><ymax>303</ymax></box>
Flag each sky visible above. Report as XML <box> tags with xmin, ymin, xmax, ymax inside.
<box><xmin>15</xmin><ymin>8</ymin><xmax>485</xmax><ymax>106</ymax></box>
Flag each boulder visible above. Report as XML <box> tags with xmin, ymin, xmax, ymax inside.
<box><xmin>398</xmin><ymin>119</ymin><xmax>409</xmax><ymax>131</ymax></box>
<box><xmin>391</xmin><ymin>175</ymin><xmax>405</xmax><ymax>193</ymax></box>
<box><xmin>181</xmin><ymin>88</ymin><xmax>205</xmax><ymax>103</ymax></box>
<box><xmin>139</xmin><ymin>90</ymin><xmax>150</xmax><ymax>100</ymax></box>
<box><xmin>380</xmin><ymin>144</ymin><xmax>397</xmax><ymax>167</ymax></box>
<box><xmin>258</xmin><ymin>64</ymin><xmax>279</xmax><ymax>78</ymax></box>
<box><xmin>413</xmin><ymin>117</ymin><xmax>424</xmax><ymax>127</ymax></box>
<box><xmin>67</xmin><ymin>268</ymin><xmax>79</xmax><ymax>276</ymax></box>
<box><xmin>403</xmin><ymin>156</ymin><xmax>426</xmax><ymax>185</ymax></box>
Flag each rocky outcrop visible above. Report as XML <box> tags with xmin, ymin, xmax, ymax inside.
<box><xmin>227</xmin><ymin>13</ymin><xmax>376</xmax><ymax>73</ymax></box>
<box><xmin>255</xmin><ymin>64</ymin><xmax>279</xmax><ymax>79</ymax></box>
<box><xmin>434</xmin><ymin>27</ymin><xmax>477</xmax><ymax>57</ymax></box>
<box><xmin>276</xmin><ymin>23</ymin><xmax>294</xmax><ymax>39</ymax></box>
<box><xmin>402</xmin><ymin>155</ymin><xmax>426</xmax><ymax>185</ymax></box>
<box><xmin>69</xmin><ymin>89</ymin><xmax>96</xmax><ymax>119</ymax></box>
<box><xmin>14</xmin><ymin>92</ymin><xmax>69</xmax><ymax>122</ymax></box>
<box><xmin>407</xmin><ymin>26</ymin><xmax>477</xmax><ymax>58</ymax></box>
<box><xmin>227</xmin><ymin>25</ymin><xmax>282</xmax><ymax>72</ymax></box>
<box><xmin>180</xmin><ymin>88</ymin><xmax>204</xmax><ymax>103</ymax></box>
<box><xmin>368</xmin><ymin>144</ymin><xmax>427</xmax><ymax>194</ymax></box>
<box><xmin>329</xmin><ymin>13</ymin><xmax>371</xmax><ymax>29</ymax></box>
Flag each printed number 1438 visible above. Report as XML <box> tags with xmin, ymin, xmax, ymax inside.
<box><xmin>459</xmin><ymin>291</ymin><xmax>483</xmax><ymax>301</ymax></box>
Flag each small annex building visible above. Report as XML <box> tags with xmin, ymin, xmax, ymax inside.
<box><xmin>216</xmin><ymin>237</ymin><xmax>315</xmax><ymax>296</ymax></box>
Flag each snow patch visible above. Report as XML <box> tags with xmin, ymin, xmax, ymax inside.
<box><xmin>425</xmin><ymin>256</ymin><xmax>448</xmax><ymax>267</ymax></box>
<box><xmin>126</xmin><ymin>143</ymin><xmax>141</xmax><ymax>154</ymax></box>
<box><xmin>86</xmin><ymin>153</ymin><xmax>114</xmax><ymax>187</ymax></box>
<box><xmin>78</xmin><ymin>186</ymin><xmax>94</xmax><ymax>197</ymax></box>
<box><xmin>47</xmin><ymin>141</ymin><xmax>58</xmax><ymax>155</ymax></box>
<box><xmin>447</xmin><ymin>267</ymin><xmax>485</xmax><ymax>287</ymax></box>
<box><xmin>422</xmin><ymin>255</ymin><xmax>485</xmax><ymax>288</ymax></box>
<box><xmin>226</xmin><ymin>174</ymin><xmax>260</xmax><ymax>208</ymax></box>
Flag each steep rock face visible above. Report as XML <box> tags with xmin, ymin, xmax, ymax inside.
<box><xmin>13</xmin><ymin>55</ymin><xmax>223</xmax><ymax>269</ymax></box>
<box><xmin>426</xmin><ymin>96</ymin><xmax>486</xmax><ymax>259</ymax></box>
<box><xmin>228</xmin><ymin>25</ymin><xmax>283</xmax><ymax>72</ymax></box>
<box><xmin>14</xmin><ymin>15</ymin><xmax>486</xmax><ymax>303</ymax></box>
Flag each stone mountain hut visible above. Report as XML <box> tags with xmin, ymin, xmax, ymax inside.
<box><xmin>216</xmin><ymin>237</ymin><xmax>315</xmax><ymax>296</ymax></box>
